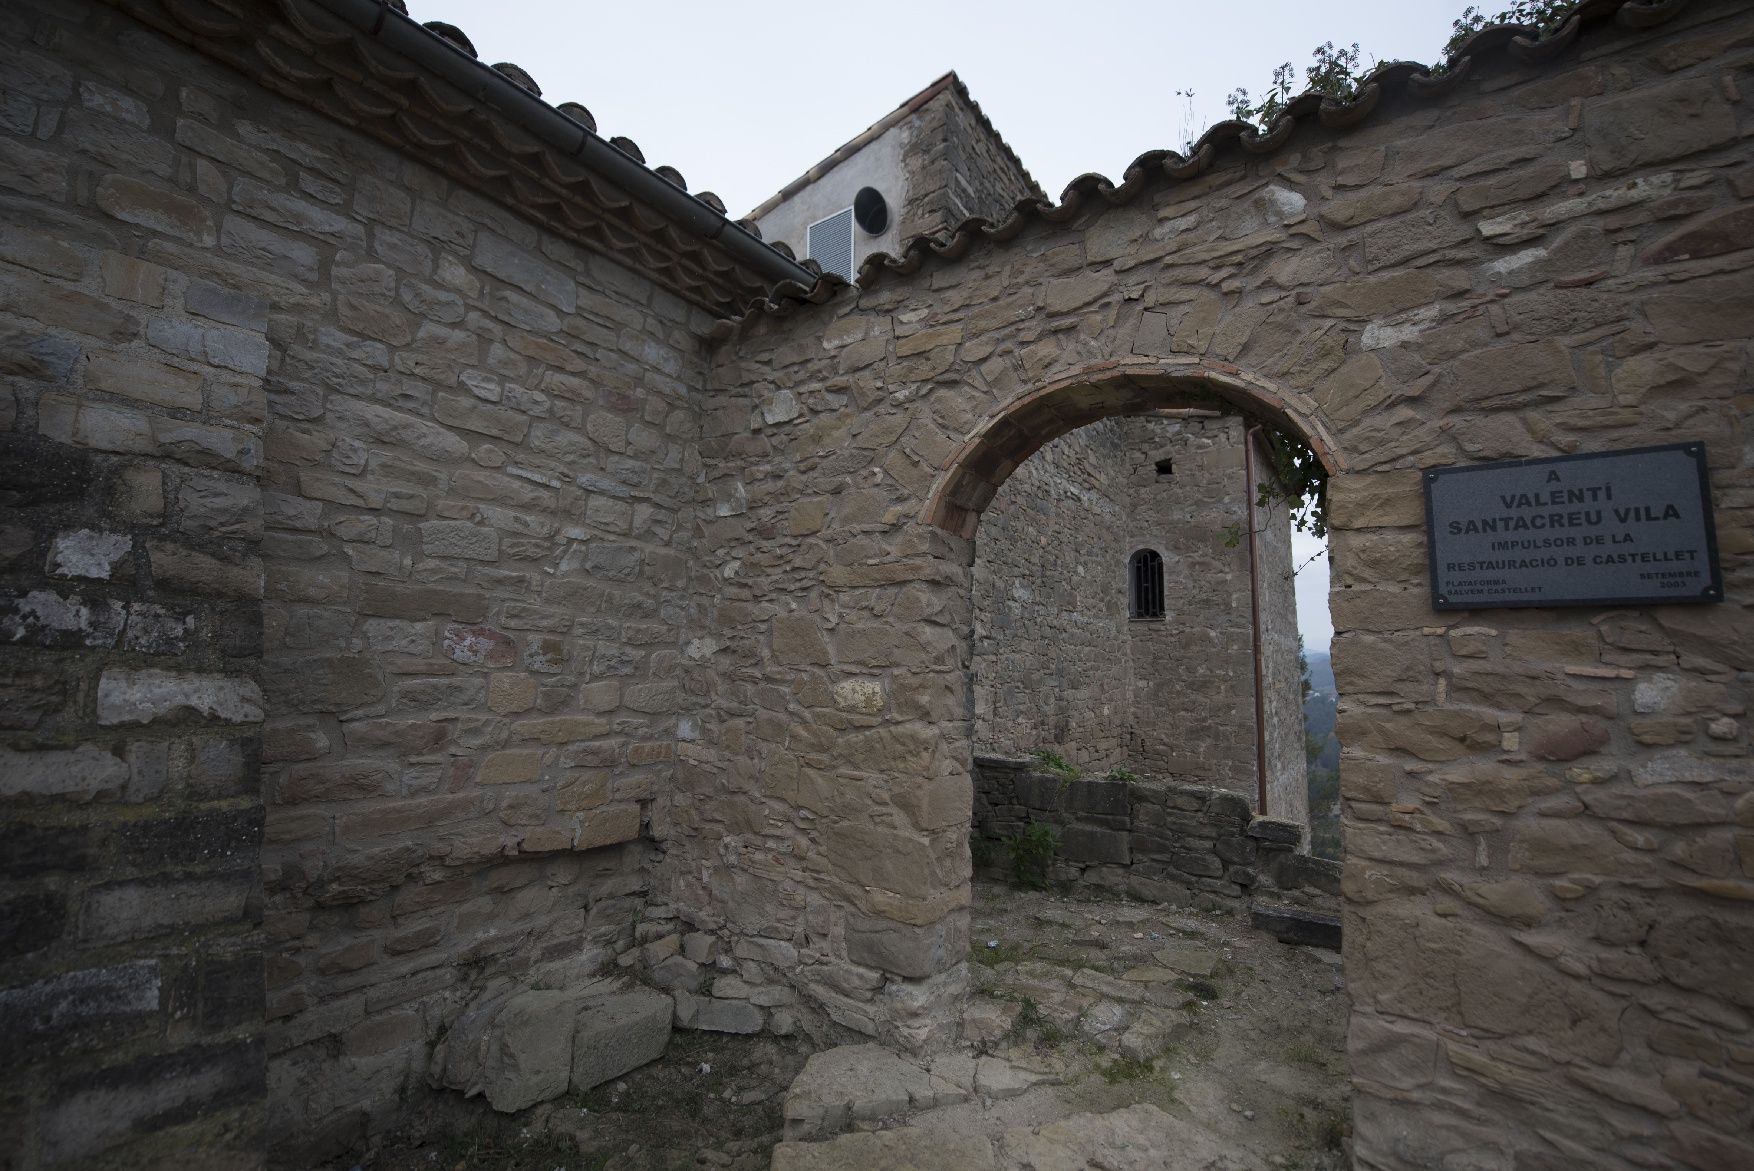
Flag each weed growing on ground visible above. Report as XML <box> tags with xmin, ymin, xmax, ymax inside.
<box><xmin>1100</xmin><ymin>1056</ymin><xmax>1156</xmax><ymax>1084</ymax></box>
<box><xmin>436</xmin><ymin>1126</ymin><xmax>588</xmax><ymax>1171</ymax></box>
<box><xmin>1004</xmin><ymin>821</ymin><xmax>1059</xmax><ymax>889</ymax></box>
<box><xmin>1180</xmin><ymin>977</ymin><xmax>1220</xmax><ymax>1001</ymax></box>
<box><xmin>1281</xmin><ymin>1094</ymin><xmax>1349</xmax><ymax>1154</ymax></box>
<box><xmin>1006</xmin><ymin>996</ymin><xmax>1070</xmax><ymax>1051</ymax></box>
<box><xmin>1101</xmin><ymin>765</ymin><xmax>1138</xmax><ymax>783</ymax></box>
<box><xmin>1283</xmin><ymin>1037</ymin><xmax>1333</xmax><ymax>1070</ymax></box>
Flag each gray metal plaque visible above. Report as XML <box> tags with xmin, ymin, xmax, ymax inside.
<box><xmin>1424</xmin><ymin>443</ymin><xmax>1722</xmax><ymax>610</ymax></box>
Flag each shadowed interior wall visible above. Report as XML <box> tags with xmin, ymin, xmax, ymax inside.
<box><xmin>972</xmin><ymin>418</ymin><xmax>1131</xmax><ymax>770</ymax></box>
<box><xmin>0</xmin><ymin>0</ymin><xmax>708</xmax><ymax>1161</ymax></box>
<box><xmin>972</xmin><ymin>413</ymin><xmax>1306</xmax><ymax>821</ymax></box>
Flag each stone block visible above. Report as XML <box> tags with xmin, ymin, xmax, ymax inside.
<box><xmin>420</xmin><ymin>521</ymin><xmax>500</xmax><ymax>562</ymax></box>
<box><xmin>0</xmin><ymin>960</ymin><xmax>159</xmax><ymax>1039</ymax></box>
<box><xmin>1586</xmin><ymin>76</ymin><xmax>1738</xmax><ymax>176</ymax></box>
<box><xmin>479</xmin><ymin>990</ymin><xmax>577</xmax><ymax>1112</ymax></box>
<box><xmin>185</xmin><ymin>279</ymin><xmax>269</xmax><ymax>331</ymax></box>
<box><xmin>1059</xmin><ymin>827</ymin><xmax>1130</xmax><ymax>865</ymax></box>
<box><xmin>844</xmin><ymin>909</ymin><xmax>966</xmax><ymax>979</ymax></box>
<box><xmin>781</xmin><ymin>1044</ymin><xmax>962</xmax><ymax>1141</ymax></box>
<box><xmin>261</xmin><ymin>656</ymin><xmax>382</xmax><ymax>715</ymax></box>
<box><xmin>575</xmin><ymin>803</ymin><xmax>641</xmax><ymax>850</ymax></box>
<box><xmin>1170</xmin><ymin>851</ymin><xmax>1225</xmax><ymax>879</ymax></box>
<box><xmin>96</xmin><ymin>669</ymin><xmax>263</xmax><ymax>726</ymax></box>
<box><xmin>771</xmin><ymin>1130</ymin><xmax>997</xmax><ymax>1171</ymax></box>
<box><xmin>647</xmin><ymin>954</ymin><xmax>703</xmax><ymax>993</ymax></box>
<box><xmin>473</xmin><ymin>231</ymin><xmax>575</xmax><ymax>313</ymax></box>
<box><xmin>1246</xmin><ymin>818</ymin><xmax>1302</xmax><ymax>847</ymax></box>
<box><xmin>442</xmin><ymin>622</ymin><xmax>515</xmax><ymax>666</ymax></box>
<box><xmin>0</xmin><ymin>746</ymin><xmax>128</xmax><ymax>799</ymax></box>
<box><xmin>569</xmin><ymin>989</ymin><xmax>672</xmax><ymax>1092</ymax></box>
<box><xmin>148</xmin><ymin>541</ymin><xmax>261</xmax><ymax>598</ymax></box>
<box><xmin>95</xmin><ymin>174</ymin><xmax>215</xmax><ymax>245</ymax></box>
<box><xmin>1250</xmin><ymin>904</ymin><xmax>1340</xmax><ymax>950</ymax></box>
<box><xmin>672</xmin><ymin>991</ymin><xmax>762</xmax><ymax>1034</ymax></box>
<box><xmin>1326</xmin><ymin>469</ymin><xmax>1425</xmax><ymax>530</ymax></box>
<box><xmin>45</xmin><ymin>530</ymin><xmax>131</xmax><ymax>581</ymax></box>
<box><xmin>84</xmin><ymin>352</ymin><xmax>203</xmax><ymax>412</ymax></box>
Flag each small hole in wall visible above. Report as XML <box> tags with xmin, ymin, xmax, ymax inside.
<box><xmin>1154</xmin><ymin>458</ymin><xmax>1174</xmax><ymax>477</ymax></box>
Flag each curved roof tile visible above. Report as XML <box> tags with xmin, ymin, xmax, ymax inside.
<box><xmin>719</xmin><ymin>0</ymin><xmax>1694</xmax><ymax>336</ymax></box>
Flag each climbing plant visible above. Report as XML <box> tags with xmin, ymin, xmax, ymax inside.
<box><xmin>1226</xmin><ymin>1</ymin><xmax>1577</xmax><ymax>129</ymax></box>
<box><xmin>1255</xmin><ymin>428</ymin><xmax>1328</xmax><ymax>540</ymax></box>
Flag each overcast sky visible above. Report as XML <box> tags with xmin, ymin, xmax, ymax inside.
<box><xmin>412</xmin><ymin>0</ymin><xmax>1479</xmax><ymax>648</ymax></box>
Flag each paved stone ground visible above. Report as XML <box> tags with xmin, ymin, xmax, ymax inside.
<box><xmin>352</xmin><ymin>879</ymin><xmax>1347</xmax><ymax>1170</ymax></box>
<box><xmin>773</xmin><ymin>881</ymin><xmax>1350</xmax><ymax>1170</ymax></box>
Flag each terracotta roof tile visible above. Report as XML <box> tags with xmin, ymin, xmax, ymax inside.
<box><xmin>109</xmin><ymin>0</ymin><xmax>809</xmax><ymax>313</ymax></box>
<box><xmin>715</xmin><ymin>0</ymin><xmax>1696</xmax><ymax>337</ymax></box>
<box><xmin>99</xmin><ymin>0</ymin><xmax>1692</xmax><ymax>326</ymax></box>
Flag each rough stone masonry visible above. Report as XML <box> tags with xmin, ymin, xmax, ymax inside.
<box><xmin>1</xmin><ymin>0</ymin><xmax>1752</xmax><ymax>1169</ymax></box>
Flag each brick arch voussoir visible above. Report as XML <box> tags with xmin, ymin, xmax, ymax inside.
<box><xmin>922</xmin><ymin>357</ymin><xmax>1346</xmax><ymax>539</ymax></box>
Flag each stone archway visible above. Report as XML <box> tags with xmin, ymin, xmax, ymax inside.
<box><xmin>952</xmin><ymin>355</ymin><xmax>1339</xmax><ymax>886</ymax></box>
<box><xmin>921</xmin><ymin>357</ymin><xmax>1346</xmax><ymax>539</ymax></box>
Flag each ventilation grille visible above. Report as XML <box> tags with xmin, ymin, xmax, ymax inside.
<box><xmin>805</xmin><ymin>207</ymin><xmax>855</xmax><ymax>282</ymax></box>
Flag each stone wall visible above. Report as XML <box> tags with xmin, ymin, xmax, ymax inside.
<box><xmin>972</xmin><ymin>412</ymin><xmax>1306</xmax><ymax>816</ymax></box>
<box><xmin>241</xmin><ymin>61</ymin><xmax>704</xmax><ymax>1171</ymax></box>
<box><xmin>972</xmin><ymin>419</ymin><xmax>1131</xmax><ymax>770</ymax></box>
<box><xmin>0</xmin><ymin>1</ymin><xmax>271</xmax><ymax>1163</ymax></box>
<box><xmin>706</xmin><ymin>4</ymin><xmax>1754</xmax><ymax>1165</ymax></box>
<box><xmin>901</xmin><ymin>84</ymin><xmax>1037</xmax><ymax>245</ymax></box>
<box><xmin>1121</xmin><ymin>413</ymin><xmax>1307</xmax><ymax>809</ymax></box>
<box><xmin>6</xmin><ymin>1</ymin><xmax>1753</xmax><ymax>1167</ymax></box>
<box><xmin>0</xmin><ymin>0</ymin><xmax>710</xmax><ymax>1161</ymax></box>
<box><xmin>972</xmin><ymin>757</ymin><xmax>1339</xmax><ymax>912</ymax></box>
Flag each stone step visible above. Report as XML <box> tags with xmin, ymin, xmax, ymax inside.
<box><xmin>770</xmin><ymin>1103</ymin><xmax>1261</xmax><ymax>1171</ymax></box>
<box><xmin>780</xmin><ymin>1044</ymin><xmax>1066</xmax><ymax>1143</ymax></box>
<box><xmin>1250</xmin><ymin>903</ymin><xmax>1341</xmax><ymax>950</ymax></box>
<box><xmin>780</xmin><ymin>1044</ymin><xmax>969</xmax><ymax>1142</ymax></box>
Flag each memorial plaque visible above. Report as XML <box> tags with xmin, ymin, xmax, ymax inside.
<box><xmin>1424</xmin><ymin>443</ymin><xmax>1722</xmax><ymax>610</ymax></box>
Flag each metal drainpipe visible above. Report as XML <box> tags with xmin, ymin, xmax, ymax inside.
<box><xmin>1243</xmin><ymin>424</ymin><xmax>1268</xmax><ymax>817</ymax></box>
<box><xmin>304</xmin><ymin>0</ymin><xmax>818</xmax><ymax>293</ymax></box>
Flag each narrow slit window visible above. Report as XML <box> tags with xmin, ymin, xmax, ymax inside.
<box><xmin>1129</xmin><ymin>549</ymin><xmax>1164</xmax><ymax>619</ymax></box>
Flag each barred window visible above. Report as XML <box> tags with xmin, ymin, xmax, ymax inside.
<box><xmin>1129</xmin><ymin>549</ymin><xmax>1164</xmax><ymax>619</ymax></box>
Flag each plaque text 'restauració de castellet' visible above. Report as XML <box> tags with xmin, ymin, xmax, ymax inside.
<box><xmin>1424</xmin><ymin>444</ymin><xmax>1722</xmax><ymax>610</ymax></box>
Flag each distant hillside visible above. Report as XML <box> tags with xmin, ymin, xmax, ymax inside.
<box><xmin>1302</xmin><ymin>649</ymin><xmax>1340</xmax><ymax>859</ymax></box>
